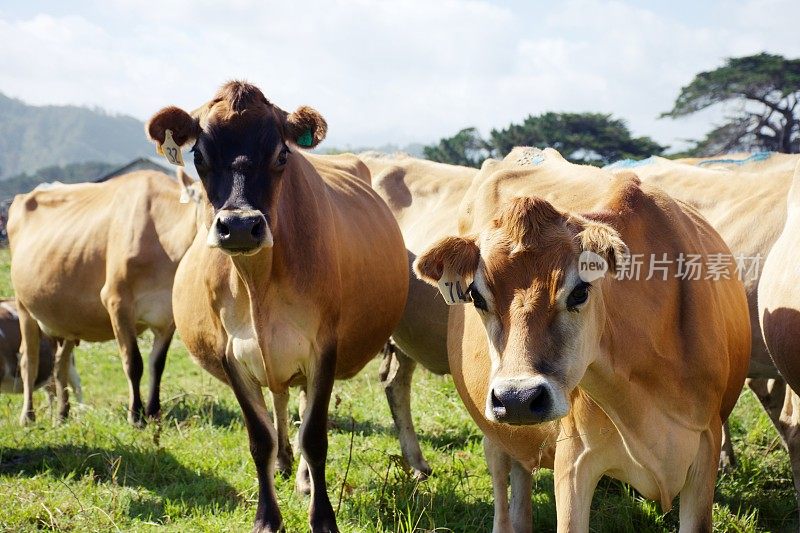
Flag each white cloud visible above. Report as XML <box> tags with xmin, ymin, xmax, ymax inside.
<box><xmin>0</xmin><ymin>0</ymin><xmax>798</xmax><ymax>150</ymax></box>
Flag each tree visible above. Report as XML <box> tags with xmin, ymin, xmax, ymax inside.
<box><xmin>489</xmin><ymin>112</ymin><xmax>665</xmax><ymax>166</ymax></box>
<box><xmin>423</xmin><ymin>113</ymin><xmax>665</xmax><ymax>167</ymax></box>
<box><xmin>423</xmin><ymin>127</ymin><xmax>490</xmax><ymax>168</ymax></box>
<box><xmin>662</xmin><ymin>53</ymin><xmax>800</xmax><ymax>155</ymax></box>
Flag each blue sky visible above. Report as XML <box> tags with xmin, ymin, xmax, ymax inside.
<box><xmin>1</xmin><ymin>0</ymin><xmax>798</xmax><ymax>151</ymax></box>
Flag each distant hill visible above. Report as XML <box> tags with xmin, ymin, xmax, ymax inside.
<box><xmin>0</xmin><ymin>92</ymin><xmax>152</xmax><ymax>179</ymax></box>
<box><xmin>0</xmin><ymin>91</ymin><xmax>429</xmax><ymax>187</ymax></box>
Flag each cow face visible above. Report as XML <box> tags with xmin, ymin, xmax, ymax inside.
<box><xmin>146</xmin><ymin>81</ymin><xmax>327</xmax><ymax>255</ymax></box>
<box><xmin>415</xmin><ymin>197</ymin><xmax>627</xmax><ymax>425</ymax></box>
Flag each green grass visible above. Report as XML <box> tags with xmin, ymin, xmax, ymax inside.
<box><xmin>0</xmin><ymin>247</ymin><xmax>797</xmax><ymax>532</ymax></box>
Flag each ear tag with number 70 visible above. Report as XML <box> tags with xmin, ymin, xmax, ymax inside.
<box><xmin>157</xmin><ymin>129</ymin><xmax>184</xmax><ymax>167</ymax></box>
<box><xmin>437</xmin><ymin>265</ymin><xmax>473</xmax><ymax>305</ymax></box>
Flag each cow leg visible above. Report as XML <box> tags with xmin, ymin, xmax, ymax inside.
<box><xmin>554</xmin><ymin>421</ymin><xmax>602</xmax><ymax>533</ymax></box>
<box><xmin>719</xmin><ymin>420</ymin><xmax>736</xmax><ymax>470</ymax></box>
<box><xmin>17</xmin><ymin>301</ymin><xmax>40</xmax><ymax>425</ymax></box>
<box><xmin>68</xmin><ymin>350</ymin><xmax>83</xmax><ymax>404</ymax></box>
<box><xmin>53</xmin><ymin>339</ymin><xmax>76</xmax><ymax>422</ymax></box>
<box><xmin>44</xmin><ymin>377</ymin><xmax>56</xmax><ymax>412</ymax></box>
<box><xmin>747</xmin><ymin>376</ymin><xmax>800</xmax><ymax>518</ymax></box>
<box><xmin>144</xmin><ymin>325</ymin><xmax>174</xmax><ymax>419</ymax></box>
<box><xmin>222</xmin><ymin>352</ymin><xmax>283</xmax><ymax>532</ymax></box>
<box><xmin>775</xmin><ymin>387</ymin><xmax>800</xmax><ymax>521</ymax></box>
<box><xmin>510</xmin><ymin>460</ymin><xmax>533</xmax><ymax>533</ymax></box>
<box><xmin>272</xmin><ymin>390</ymin><xmax>294</xmax><ymax>478</ymax></box>
<box><xmin>484</xmin><ymin>436</ymin><xmax>512</xmax><ymax>532</ymax></box>
<box><xmin>295</xmin><ymin>386</ymin><xmax>312</xmax><ymax>495</ymax></box>
<box><xmin>299</xmin><ymin>350</ymin><xmax>338</xmax><ymax>533</ymax></box>
<box><xmin>379</xmin><ymin>342</ymin><xmax>432</xmax><ymax>479</ymax></box>
<box><xmin>677</xmin><ymin>424</ymin><xmax>719</xmax><ymax>533</ymax></box>
<box><xmin>749</xmin><ymin>378</ymin><xmax>787</xmax><ymax>431</ymax></box>
<box><xmin>102</xmin><ymin>295</ymin><xmax>145</xmax><ymax>426</ymax></box>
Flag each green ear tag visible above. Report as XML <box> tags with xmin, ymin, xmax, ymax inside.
<box><xmin>297</xmin><ymin>129</ymin><xmax>314</xmax><ymax>147</ymax></box>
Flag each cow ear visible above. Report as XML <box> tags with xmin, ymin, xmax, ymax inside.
<box><xmin>176</xmin><ymin>168</ymin><xmax>201</xmax><ymax>204</ymax></box>
<box><xmin>146</xmin><ymin>106</ymin><xmax>200</xmax><ymax>148</ymax></box>
<box><xmin>575</xmin><ymin>219</ymin><xmax>628</xmax><ymax>272</ymax></box>
<box><xmin>285</xmin><ymin>106</ymin><xmax>327</xmax><ymax>149</ymax></box>
<box><xmin>414</xmin><ymin>235</ymin><xmax>480</xmax><ymax>286</ymax></box>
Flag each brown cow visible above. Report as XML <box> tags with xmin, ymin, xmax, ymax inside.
<box><xmin>416</xmin><ymin>148</ymin><xmax>750</xmax><ymax>531</ymax></box>
<box><xmin>8</xmin><ymin>170</ymin><xmax>198</xmax><ymax>425</ymax></box>
<box><xmin>146</xmin><ymin>81</ymin><xmax>408</xmax><ymax>532</ymax></box>
<box><xmin>0</xmin><ymin>299</ymin><xmax>81</xmax><ymax>404</ymax></box>
<box><xmin>614</xmin><ymin>154</ymin><xmax>800</xmax><ymax>511</ymax></box>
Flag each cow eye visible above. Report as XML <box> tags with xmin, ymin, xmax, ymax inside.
<box><xmin>566</xmin><ymin>282</ymin><xmax>591</xmax><ymax>312</ymax></box>
<box><xmin>469</xmin><ymin>283</ymin><xmax>488</xmax><ymax>312</ymax></box>
<box><xmin>276</xmin><ymin>148</ymin><xmax>289</xmax><ymax>167</ymax></box>
<box><xmin>192</xmin><ymin>148</ymin><xmax>205</xmax><ymax>168</ymax></box>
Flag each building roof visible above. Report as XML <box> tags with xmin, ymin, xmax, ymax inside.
<box><xmin>94</xmin><ymin>156</ymin><xmax>174</xmax><ymax>182</ymax></box>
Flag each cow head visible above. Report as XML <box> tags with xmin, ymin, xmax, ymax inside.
<box><xmin>415</xmin><ymin>197</ymin><xmax>627</xmax><ymax>425</ymax></box>
<box><xmin>146</xmin><ymin>81</ymin><xmax>327</xmax><ymax>255</ymax></box>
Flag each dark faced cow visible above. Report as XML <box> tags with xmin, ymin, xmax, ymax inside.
<box><xmin>146</xmin><ymin>81</ymin><xmax>408</xmax><ymax>533</ymax></box>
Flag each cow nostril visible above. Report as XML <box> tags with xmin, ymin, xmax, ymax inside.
<box><xmin>216</xmin><ymin>219</ymin><xmax>230</xmax><ymax>238</ymax></box>
<box><xmin>251</xmin><ymin>218</ymin><xmax>265</xmax><ymax>239</ymax></box>
<box><xmin>528</xmin><ymin>386</ymin><xmax>550</xmax><ymax>414</ymax></box>
<box><xmin>490</xmin><ymin>389</ymin><xmax>507</xmax><ymax>417</ymax></box>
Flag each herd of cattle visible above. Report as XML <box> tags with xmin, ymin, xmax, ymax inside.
<box><xmin>2</xmin><ymin>80</ymin><xmax>800</xmax><ymax>532</ymax></box>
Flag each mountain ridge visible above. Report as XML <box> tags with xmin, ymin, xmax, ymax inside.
<box><xmin>0</xmin><ymin>92</ymin><xmax>153</xmax><ymax>179</ymax></box>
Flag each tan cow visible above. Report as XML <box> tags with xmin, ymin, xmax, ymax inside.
<box><xmin>359</xmin><ymin>152</ymin><xmax>477</xmax><ymax>478</ymax></box>
<box><xmin>146</xmin><ymin>81</ymin><xmax>408</xmax><ymax>533</ymax></box>
<box><xmin>8</xmin><ymin>169</ymin><xmax>198</xmax><ymax>425</ymax></box>
<box><xmin>611</xmin><ymin>154</ymin><xmax>800</xmax><ymax>510</ymax></box>
<box><xmin>758</xmin><ymin>160</ymin><xmax>800</xmax><ymax>503</ymax></box>
<box><xmin>416</xmin><ymin>148</ymin><xmax>750</xmax><ymax>531</ymax></box>
<box><xmin>0</xmin><ymin>299</ymin><xmax>81</xmax><ymax>404</ymax></box>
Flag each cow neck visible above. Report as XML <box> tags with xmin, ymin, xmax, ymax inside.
<box><xmin>582</xmin><ymin>281</ymin><xmax>658</xmax><ymax>413</ymax></box>
<box><xmin>226</xmin><ymin>158</ymin><xmax>329</xmax><ymax>392</ymax></box>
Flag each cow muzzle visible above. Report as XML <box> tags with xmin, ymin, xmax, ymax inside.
<box><xmin>207</xmin><ymin>209</ymin><xmax>273</xmax><ymax>255</ymax></box>
<box><xmin>486</xmin><ymin>375</ymin><xmax>568</xmax><ymax>425</ymax></box>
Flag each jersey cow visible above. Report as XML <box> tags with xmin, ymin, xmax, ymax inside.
<box><xmin>8</xmin><ymin>170</ymin><xmax>198</xmax><ymax>425</ymax></box>
<box><xmin>610</xmin><ymin>154</ymin><xmax>800</xmax><ymax>514</ymax></box>
<box><xmin>416</xmin><ymin>148</ymin><xmax>750</xmax><ymax>532</ymax></box>
<box><xmin>360</xmin><ymin>152</ymin><xmax>477</xmax><ymax>478</ymax></box>
<box><xmin>146</xmin><ymin>81</ymin><xmax>408</xmax><ymax>533</ymax></box>
<box><xmin>758</xmin><ymin>160</ymin><xmax>800</xmax><ymax>506</ymax></box>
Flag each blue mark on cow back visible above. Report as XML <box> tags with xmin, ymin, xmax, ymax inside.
<box><xmin>604</xmin><ymin>156</ymin><xmax>657</xmax><ymax>170</ymax></box>
<box><xmin>697</xmin><ymin>151</ymin><xmax>773</xmax><ymax>167</ymax></box>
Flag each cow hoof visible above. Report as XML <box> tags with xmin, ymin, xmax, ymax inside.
<box><xmin>19</xmin><ymin>411</ymin><xmax>35</xmax><ymax>426</ymax></box>
<box><xmin>252</xmin><ymin>522</ymin><xmax>284</xmax><ymax>533</ymax></box>
<box><xmin>276</xmin><ymin>459</ymin><xmax>293</xmax><ymax>480</ymax></box>
<box><xmin>310</xmin><ymin>521</ymin><xmax>339</xmax><ymax>533</ymax></box>
<box><xmin>129</xmin><ymin>414</ymin><xmax>146</xmax><ymax>428</ymax></box>
<box><xmin>412</xmin><ymin>465</ymin><xmax>432</xmax><ymax>481</ymax></box>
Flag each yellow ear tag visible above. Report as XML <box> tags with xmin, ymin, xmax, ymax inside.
<box><xmin>437</xmin><ymin>265</ymin><xmax>473</xmax><ymax>306</ymax></box>
<box><xmin>158</xmin><ymin>129</ymin><xmax>184</xmax><ymax>167</ymax></box>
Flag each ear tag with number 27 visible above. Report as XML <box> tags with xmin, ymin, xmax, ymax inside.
<box><xmin>157</xmin><ymin>129</ymin><xmax>184</xmax><ymax>167</ymax></box>
<box><xmin>437</xmin><ymin>265</ymin><xmax>473</xmax><ymax>306</ymax></box>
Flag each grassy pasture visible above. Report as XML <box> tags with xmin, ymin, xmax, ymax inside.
<box><xmin>0</xmin><ymin>247</ymin><xmax>797</xmax><ymax>532</ymax></box>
